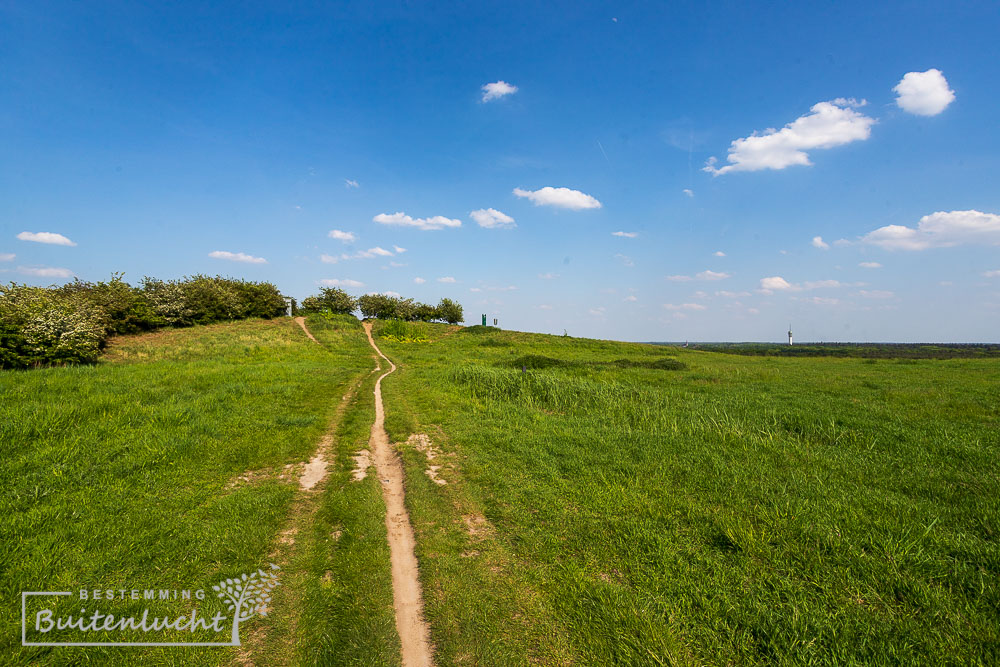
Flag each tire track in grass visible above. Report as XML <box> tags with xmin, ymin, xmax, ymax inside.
<box><xmin>235</xmin><ymin>316</ymin><xmax>369</xmax><ymax>666</ymax></box>
<box><xmin>363</xmin><ymin>320</ymin><xmax>435</xmax><ymax>667</ymax></box>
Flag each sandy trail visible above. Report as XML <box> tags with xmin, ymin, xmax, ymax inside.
<box><xmin>294</xmin><ymin>316</ymin><xmax>319</xmax><ymax>344</ymax></box>
<box><xmin>363</xmin><ymin>321</ymin><xmax>434</xmax><ymax>667</ymax></box>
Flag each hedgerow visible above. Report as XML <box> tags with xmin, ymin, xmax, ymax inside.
<box><xmin>0</xmin><ymin>274</ymin><xmax>289</xmax><ymax>369</ymax></box>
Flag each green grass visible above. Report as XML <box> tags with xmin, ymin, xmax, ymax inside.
<box><xmin>0</xmin><ymin>316</ymin><xmax>386</xmax><ymax>665</ymax></box>
<box><xmin>377</xmin><ymin>322</ymin><xmax>1000</xmax><ymax>665</ymax></box>
<box><xmin>4</xmin><ymin>316</ymin><xmax>998</xmax><ymax>665</ymax></box>
<box><xmin>242</xmin><ymin>326</ymin><xmax>401</xmax><ymax>666</ymax></box>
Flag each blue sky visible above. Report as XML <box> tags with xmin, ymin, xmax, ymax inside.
<box><xmin>2</xmin><ymin>1</ymin><xmax>999</xmax><ymax>341</ymax></box>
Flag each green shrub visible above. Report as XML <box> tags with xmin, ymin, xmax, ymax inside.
<box><xmin>57</xmin><ymin>274</ymin><xmax>162</xmax><ymax>334</ymax></box>
<box><xmin>300</xmin><ymin>286</ymin><xmax>356</xmax><ymax>315</ymax></box>
<box><xmin>141</xmin><ymin>275</ymin><xmax>285</xmax><ymax>326</ymax></box>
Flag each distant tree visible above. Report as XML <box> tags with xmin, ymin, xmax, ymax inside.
<box><xmin>300</xmin><ymin>286</ymin><xmax>356</xmax><ymax>314</ymax></box>
<box><xmin>394</xmin><ymin>298</ymin><xmax>419</xmax><ymax>322</ymax></box>
<box><xmin>436</xmin><ymin>298</ymin><xmax>463</xmax><ymax>324</ymax></box>
<box><xmin>414</xmin><ymin>303</ymin><xmax>437</xmax><ymax>322</ymax></box>
<box><xmin>357</xmin><ymin>293</ymin><xmax>398</xmax><ymax>319</ymax></box>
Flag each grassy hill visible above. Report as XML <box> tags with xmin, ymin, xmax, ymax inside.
<box><xmin>3</xmin><ymin>318</ymin><xmax>997</xmax><ymax>664</ymax></box>
<box><xmin>376</xmin><ymin>322</ymin><xmax>1000</xmax><ymax>665</ymax></box>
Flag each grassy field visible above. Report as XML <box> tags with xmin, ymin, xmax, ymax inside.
<box><xmin>4</xmin><ymin>317</ymin><xmax>998</xmax><ymax>665</ymax></box>
<box><xmin>0</xmin><ymin>316</ymin><xmax>399</xmax><ymax>665</ymax></box>
<box><xmin>376</xmin><ymin>323</ymin><xmax>1000</xmax><ymax>665</ymax></box>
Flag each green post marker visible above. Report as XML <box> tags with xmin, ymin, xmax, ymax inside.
<box><xmin>482</xmin><ymin>313</ymin><xmax>486</xmax><ymax>326</ymax></box>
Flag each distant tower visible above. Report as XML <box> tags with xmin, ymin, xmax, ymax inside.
<box><xmin>788</xmin><ymin>324</ymin><xmax>793</xmax><ymax>346</ymax></box>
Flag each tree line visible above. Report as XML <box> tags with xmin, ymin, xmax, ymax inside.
<box><xmin>299</xmin><ymin>287</ymin><xmax>463</xmax><ymax>324</ymax></box>
<box><xmin>1</xmin><ymin>277</ymin><xmax>466</xmax><ymax>369</ymax></box>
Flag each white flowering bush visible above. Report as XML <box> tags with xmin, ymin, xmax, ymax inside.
<box><xmin>0</xmin><ymin>284</ymin><xmax>104</xmax><ymax>367</ymax></box>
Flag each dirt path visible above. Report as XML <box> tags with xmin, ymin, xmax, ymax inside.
<box><xmin>363</xmin><ymin>321</ymin><xmax>434</xmax><ymax>667</ymax></box>
<box><xmin>294</xmin><ymin>316</ymin><xmax>319</xmax><ymax>344</ymax></box>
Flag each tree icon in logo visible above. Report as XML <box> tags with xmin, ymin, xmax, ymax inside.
<box><xmin>213</xmin><ymin>564</ymin><xmax>280</xmax><ymax>645</ymax></box>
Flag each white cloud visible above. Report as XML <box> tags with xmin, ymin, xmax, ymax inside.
<box><xmin>667</xmin><ymin>275</ymin><xmax>693</xmax><ymax>282</ymax></box>
<box><xmin>328</xmin><ymin>247</ymin><xmax>395</xmax><ymax>261</ymax></box>
<box><xmin>345</xmin><ymin>179</ymin><xmax>360</xmax><ymax>189</ymax></box>
<box><xmin>538</xmin><ymin>304</ymin><xmax>553</xmax><ymax>310</ymax></box>
<box><xmin>894</xmin><ymin>69</ymin><xmax>955</xmax><ymax>116</ymax></box>
<box><xmin>713</xmin><ymin>251</ymin><xmax>726</xmax><ymax>257</ymax></box>
<box><xmin>663</xmin><ymin>303</ymin><xmax>707</xmax><ymax>311</ymax></box>
<box><xmin>437</xmin><ymin>276</ymin><xmax>457</xmax><ymax>283</ymax></box>
<box><xmin>321</xmin><ymin>278</ymin><xmax>364</xmax><ymax>287</ymax></box>
<box><xmin>716</xmin><ymin>290</ymin><xmax>751</xmax><ymax>298</ymax></box>
<box><xmin>612</xmin><ymin>231</ymin><xmax>637</xmax><ymax>238</ymax></box>
<box><xmin>19</xmin><ymin>266</ymin><xmax>73</xmax><ymax>278</ymax></box>
<box><xmin>481</xmin><ymin>80</ymin><xmax>518</xmax><ymax>102</ymax></box>
<box><xmin>413</xmin><ymin>277</ymin><xmax>426</xmax><ymax>284</ymax></box>
<box><xmin>538</xmin><ymin>272</ymin><xmax>559</xmax><ymax>280</ymax></box>
<box><xmin>393</xmin><ymin>245</ymin><xmax>407</xmax><ymax>253</ymax></box>
<box><xmin>588</xmin><ymin>307</ymin><xmax>606</xmax><ymax>316</ymax></box>
<box><xmin>981</xmin><ymin>270</ymin><xmax>1000</xmax><ymax>278</ymax></box>
<box><xmin>513</xmin><ymin>186</ymin><xmax>602</xmax><ymax>210</ymax></box>
<box><xmin>624</xmin><ymin>295</ymin><xmax>637</xmax><ymax>302</ymax></box>
<box><xmin>760</xmin><ymin>276</ymin><xmax>847</xmax><ymax>293</ymax></box>
<box><xmin>209</xmin><ymin>250</ymin><xmax>267</xmax><ymax>264</ymax></box>
<box><xmin>859</xmin><ymin>261</ymin><xmax>882</xmax><ymax>268</ymax></box>
<box><xmin>373</xmin><ymin>212</ymin><xmax>462</xmax><ymax>231</ymax></box>
<box><xmin>329</xmin><ymin>229</ymin><xmax>357</xmax><ymax>242</ymax></box>
<box><xmin>704</xmin><ymin>99</ymin><xmax>875</xmax><ymax>175</ymax></box>
<box><xmin>615</xmin><ymin>254</ymin><xmax>634</xmax><ymax>267</ymax></box>
<box><xmin>470</xmin><ymin>208</ymin><xmax>516</xmax><ymax>229</ymax></box>
<box><xmin>388</xmin><ymin>261</ymin><xmax>406</xmax><ymax>268</ymax></box>
<box><xmin>862</xmin><ymin>210</ymin><xmax>1000</xmax><ymax>250</ymax></box>
<box><xmin>17</xmin><ymin>231</ymin><xmax>76</xmax><ymax>246</ymax></box>
<box><xmin>812</xmin><ymin>236</ymin><xmax>830</xmax><ymax>250</ymax></box>
<box><xmin>682</xmin><ymin>189</ymin><xmax>694</xmax><ymax>197</ymax></box>
<box><xmin>857</xmin><ymin>290</ymin><xmax>894</xmax><ymax>299</ymax></box>
<box><xmin>760</xmin><ymin>276</ymin><xmax>794</xmax><ymax>291</ymax></box>
<box><xmin>0</xmin><ymin>253</ymin><xmax>14</xmax><ymax>261</ymax></box>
